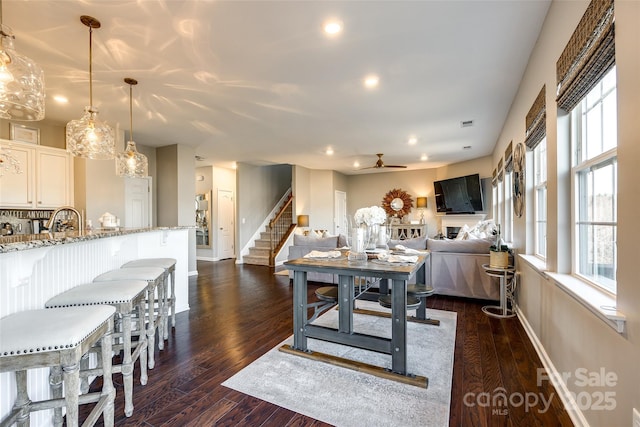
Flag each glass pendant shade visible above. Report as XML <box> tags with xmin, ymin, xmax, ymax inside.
<box><xmin>0</xmin><ymin>144</ymin><xmax>22</xmax><ymax>177</ymax></box>
<box><xmin>66</xmin><ymin>15</ymin><xmax>115</xmax><ymax>159</ymax></box>
<box><xmin>66</xmin><ymin>106</ymin><xmax>115</xmax><ymax>159</ymax></box>
<box><xmin>116</xmin><ymin>77</ymin><xmax>148</xmax><ymax>178</ymax></box>
<box><xmin>0</xmin><ymin>24</ymin><xmax>45</xmax><ymax>121</ymax></box>
<box><xmin>116</xmin><ymin>140</ymin><xmax>148</xmax><ymax>177</ymax></box>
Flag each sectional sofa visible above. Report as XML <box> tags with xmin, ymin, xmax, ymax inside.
<box><xmin>287</xmin><ymin>233</ymin><xmax>501</xmax><ymax>301</ymax></box>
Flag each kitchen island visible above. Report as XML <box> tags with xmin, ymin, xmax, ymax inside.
<box><xmin>0</xmin><ymin>227</ymin><xmax>190</xmax><ymax>426</ymax></box>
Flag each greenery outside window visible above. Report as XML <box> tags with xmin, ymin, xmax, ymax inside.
<box><xmin>571</xmin><ymin>66</ymin><xmax>617</xmax><ymax>293</ymax></box>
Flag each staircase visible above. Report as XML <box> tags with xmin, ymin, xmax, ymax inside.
<box><xmin>243</xmin><ymin>193</ymin><xmax>295</xmax><ymax>267</ymax></box>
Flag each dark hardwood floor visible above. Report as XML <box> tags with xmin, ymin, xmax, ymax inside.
<box><xmin>82</xmin><ymin>259</ymin><xmax>573</xmax><ymax>426</ymax></box>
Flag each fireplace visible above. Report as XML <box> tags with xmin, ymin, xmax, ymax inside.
<box><xmin>439</xmin><ymin>214</ymin><xmax>487</xmax><ymax>237</ymax></box>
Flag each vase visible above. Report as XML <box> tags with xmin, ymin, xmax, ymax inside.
<box><xmin>365</xmin><ymin>224</ymin><xmax>379</xmax><ymax>250</ymax></box>
<box><xmin>347</xmin><ymin>224</ymin><xmax>369</xmax><ymax>263</ymax></box>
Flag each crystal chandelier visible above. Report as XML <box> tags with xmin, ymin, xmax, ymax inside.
<box><xmin>115</xmin><ymin>78</ymin><xmax>148</xmax><ymax>177</ymax></box>
<box><xmin>66</xmin><ymin>15</ymin><xmax>115</xmax><ymax>159</ymax></box>
<box><xmin>0</xmin><ymin>1</ymin><xmax>45</xmax><ymax>121</ymax></box>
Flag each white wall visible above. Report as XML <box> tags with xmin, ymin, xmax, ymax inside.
<box><xmin>491</xmin><ymin>1</ymin><xmax>640</xmax><ymax>426</ymax></box>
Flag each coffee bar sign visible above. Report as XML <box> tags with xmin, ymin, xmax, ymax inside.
<box><xmin>9</xmin><ymin>123</ymin><xmax>40</xmax><ymax>145</ymax></box>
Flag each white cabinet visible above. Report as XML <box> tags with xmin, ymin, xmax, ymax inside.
<box><xmin>0</xmin><ymin>139</ymin><xmax>73</xmax><ymax>208</ymax></box>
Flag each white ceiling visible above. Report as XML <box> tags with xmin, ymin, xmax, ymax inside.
<box><xmin>4</xmin><ymin>0</ymin><xmax>550</xmax><ymax>174</ymax></box>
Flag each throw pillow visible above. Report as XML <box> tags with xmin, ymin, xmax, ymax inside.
<box><xmin>388</xmin><ymin>235</ymin><xmax>427</xmax><ymax>250</ymax></box>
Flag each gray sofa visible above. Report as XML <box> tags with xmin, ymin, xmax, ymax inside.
<box><xmin>287</xmin><ymin>233</ymin><xmax>500</xmax><ymax>301</ymax></box>
<box><xmin>287</xmin><ymin>233</ymin><xmax>348</xmax><ymax>283</ymax></box>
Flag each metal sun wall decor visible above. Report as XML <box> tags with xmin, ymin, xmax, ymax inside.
<box><xmin>382</xmin><ymin>188</ymin><xmax>413</xmax><ymax>218</ymax></box>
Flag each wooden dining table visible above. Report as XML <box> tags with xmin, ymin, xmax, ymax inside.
<box><xmin>282</xmin><ymin>253</ymin><xmax>429</xmax><ymax>387</ymax></box>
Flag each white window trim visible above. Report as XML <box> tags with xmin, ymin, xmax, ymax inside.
<box><xmin>519</xmin><ymin>254</ymin><xmax>625</xmax><ymax>334</ymax></box>
<box><xmin>570</xmin><ymin>147</ymin><xmax>617</xmax><ymax>292</ymax></box>
<box><xmin>533</xmin><ymin>140</ymin><xmax>547</xmax><ymax>260</ymax></box>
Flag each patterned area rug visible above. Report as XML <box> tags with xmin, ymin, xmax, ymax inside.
<box><xmin>223</xmin><ymin>301</ymin><xmax>456</xmax><ymax>427</ymax></box>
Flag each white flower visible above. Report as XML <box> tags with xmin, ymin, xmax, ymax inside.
<box><xmin>354</xmin><ymin>206</ymin><xmax>387</xmax><ymax>226</ymax></box>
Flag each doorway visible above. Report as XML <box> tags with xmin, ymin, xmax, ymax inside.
<box><xmin>217</xmin><ymin>189</ymin><xmax>235</xmax><ymax>259</ymax></box>
<box><xmin>124</xmin><ymin>177</ymin><xmax>152</xmax><ymax>228</ymax></box>
<box><xmin>334</xmin><ymin>190</ymin><xmax>347</xmax><ymax>236</ymax></box>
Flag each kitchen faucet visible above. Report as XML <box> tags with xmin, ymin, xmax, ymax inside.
<box><xmin>45</xmin><ymin>206</ymin><xmax>83</xmax><ymax>233</ymax></box>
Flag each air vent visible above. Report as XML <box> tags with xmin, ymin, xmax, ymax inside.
<box><xmin>461</xmin><ymin>120</ymin><xmax>474</xmax><ymax>128</ymax></box>
<box><xmin>463</xmin><ymin>146</ymin><xmax>472</xmax><ymax>150</ymax></box>
<box><xmin>195</xmin><ymin>155</ymin><xmax>205</xmax><ymax>161</ymax></box>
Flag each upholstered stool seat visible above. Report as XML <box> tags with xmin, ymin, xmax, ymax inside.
<box><xmin>121</xmin><ymin>258</ymin><xmax>177</xmax><ymax>339</ymax></box>
<box><xmin>0</xmin><ymin>306</ymin><xmax>116</xmax><ymax>427</ymax></box>
<box><xmin>46</xmin><ymin>280</ymin><xmax>149</xmax><ymax>417</ymax></box>
<box><xmin>93</xmin><ymin>267</ymin><xmax>165</xmax><ymax>369</ymax></box>
<box><xmin>378</xmin><ymin>294</ymin><xmax>422</xmax><ymax>310</ymax></box>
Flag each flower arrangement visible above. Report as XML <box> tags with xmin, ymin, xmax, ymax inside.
<box><xmin>354</xmin><ymin>206</ymin><xmax>387</xmax><ymax>226</ymax></box>
<box><xmin>490</xmin><ymin>224</ymin><xmax>510</xmax><ymax>252</ymax></box>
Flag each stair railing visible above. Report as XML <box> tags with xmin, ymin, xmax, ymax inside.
<box><xmin>268</xmin><ymin>193</ymin><xmax>295</xmax><ymax>266</ymax></box>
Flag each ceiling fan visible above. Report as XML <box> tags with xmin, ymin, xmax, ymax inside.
<box><xmin>360</xmin><ymin>153</ymin><xmax>407</xmax><ymax>170</ymax></box>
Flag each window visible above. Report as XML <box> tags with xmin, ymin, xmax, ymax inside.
<box><xmin>503</xmin><ymin>170</ymin><xmax>513</xmax><ymax>242</ymax></box>
<box><xmin>496</xmin><ymin>177</ymin><xmax>503</xmax><ymax>229</ymax></box>
<box><xmin>571</xmin><ymin>66</ymin><xmax>617</xmax><ymax>293</ymax></box>
<box><xmin>533</xmin><ymin>138</ymin><xmax>547</xmax><ymax>258</ymax></box>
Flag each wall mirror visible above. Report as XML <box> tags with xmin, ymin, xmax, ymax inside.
<box><xmin>382</xmin><ymin>188</ymin><xmax>413</xmax><ymax>218</ymax></box>
<box><xmin>196</xmin><ymin>192</ymin><xmax>211</xmax><ymax>247</ymax></box>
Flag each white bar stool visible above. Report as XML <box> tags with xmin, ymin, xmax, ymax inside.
<box><xmin>121</xmin><ymin>258</ymin><xmax>177</xmax><ymax>339</ymax></box>
<box><xmin>0</xmin><ymin>306</ymin><xmax>116</xmax><ymax>427</ymax></box>
<box><xmin>93</xmin><ymin>267</ymin><xmax>165</xmax><ymax>370</ymax></box>
<box><xmin>45</xmin><ymin>279</ymin><xmax>149</xmax><ymax>417</ymax></box>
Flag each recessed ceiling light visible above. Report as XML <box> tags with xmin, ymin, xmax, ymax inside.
<box><xmin>353</xmin><ymin>161</ymin><xmax>360</xmax><ymax>168</ymax></box>
<box><xmin>53</xmin><ymin>95</ymin><xmax>68</xmax><ymax>104</ymax></box>
<box><xmin>420</xmin><ymin>154</ymin><xmax>428</xmax><ymax>161</ymax></box>
<box><xmin>326</xmin><ymin>147</ymin><xmax>334</xmax><ymax>155</ymax></box>
<box><xmin>408</xmin><ymin>136</ymin><xmax>418</xmax><ymax>145</ymax></box>
<box><xmin>323</xmin><ymin>20</ymin><xmax>343</xmax><ymax>35</ymax></box>
<box><xmin>363</xmin><ymin>75</ymin><xmax>379</xmax><ymax>89</ymax></box>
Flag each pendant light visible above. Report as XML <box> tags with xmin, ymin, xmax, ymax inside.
<box><xmin>116</xmin><ymin>78</ymin><xmax>148</xmax><ymax>177</ymax></box>
<box><xmin>66</xmin><ymin>15</ymin><xmax>115</xmax><ymax>159</ymax></box>
<box><xmin>0</xmin><ymin>0</ymin><xmax>45</xmax><ymax>121</ymax></box>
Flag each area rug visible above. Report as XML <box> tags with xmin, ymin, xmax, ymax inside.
<box><xmin>274</xmin><ymin>269</ymin><xmax>290</xmax><ymax>276</ymax></box>
<box><xmin>222</xmin><ymin>301</ymin><xmax>456</xmax><ymax>427</ymax></box>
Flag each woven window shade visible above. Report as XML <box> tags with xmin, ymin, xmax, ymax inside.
<box><xmin>497</xmin><ymin>158</ymin><xmax>504</xmax><ymax>182</ymax></box>
<box><xmin>492</xmin><ymin>168</ymin><xmax>497</xmax><ymax>187</ymax></box>
<box><xmin>556</xmin><ymin>0</ymin><xmax>615</xmax><ymax>112</ymax></box>
<box><xmin>504</xmin><ymin>141</ymin><xmax>514</xmax><ymax>172</ymax></box>
<box><xmin>525</xmin><ymin>86</ymin><xmax>546</xmax><ymax>150</ymax></box>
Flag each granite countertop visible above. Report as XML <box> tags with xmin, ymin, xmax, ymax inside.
<box><xmin>0</xmin><ymin>226</ymin><xmax>192</xmax><ymax>253</ymax></box>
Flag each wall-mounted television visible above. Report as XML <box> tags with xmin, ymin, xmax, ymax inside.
<box><xmin>433</xmin><ymin>173</ymin><xmax>484</xmax><ymax>214</ymax></box>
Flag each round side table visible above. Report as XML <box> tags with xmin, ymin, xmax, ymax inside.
<box><xmin>481</xmin><ymin>264</ymin><xmax>516</xmax><ymax>318</ymax></box>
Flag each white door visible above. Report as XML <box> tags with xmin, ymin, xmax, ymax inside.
<box><xmin>334</xmin><ymin>190</ymin><xmax>347</xmax><ymax>235</ymax></box>
<box><xmin>124</xmin><ymin>177</ymin><xmax>152</xmax><ymax>228</ymax></box>
<box><xmin>217</xmin><ymin>189</ymin><xmax>235</xmax><ymax>259</ymax></box>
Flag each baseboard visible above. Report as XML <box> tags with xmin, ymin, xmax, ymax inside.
<box><xmin>515</xmin><ymin>306</ymin><xmax>590</xmax><ymax>427</ymax></box>
<box><xmin>196</xmin><ymin>256</ymin><xmax>219</xmax><ymax>262</ymax></box>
